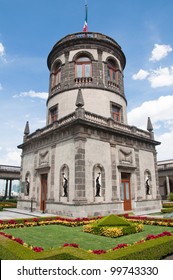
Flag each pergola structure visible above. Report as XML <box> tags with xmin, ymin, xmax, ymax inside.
<box><xmin>0</xmin><ymin>165</ymin><xmax>20</xmax><ymax>198</ymax></box>
<box><xmin>157</xmin><ymin>160</ymin><xmax>173</xmax><ymax>200</ymax></box>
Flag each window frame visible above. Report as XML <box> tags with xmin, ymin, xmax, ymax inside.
<box><xmin>51</xmin><ymin>63</ymin><xmax>61</xmax><ymax>89</ymax></box>
<box><xmin>110</xmin><ymin>102</ymin><xmax>122</xmax><ymax>122</ymax></box>
<box><xmin>107</xmin><ymin>59</ymin><xmax>119</xmax><ymax>86</ymax></box>
<box><xmin>49</xmin><ymin>105</ymin><xmax>58</xmax><ymax>124</ymax></box>
<box><xmin>75</xmin><ymin>56</ymin><xmax>92</xmax><ymax>78</ymax></box>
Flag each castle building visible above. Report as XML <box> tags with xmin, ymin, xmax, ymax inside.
<box><xmin>17</xmin><ymin>31</ymin><xmax>161</xmax><ymax>217</ymax></box>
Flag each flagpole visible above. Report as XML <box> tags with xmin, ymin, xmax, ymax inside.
<box><xmin>83</xmin><ymin>0</ymin><xmax>88</xmax><ymax>32</ymax></box>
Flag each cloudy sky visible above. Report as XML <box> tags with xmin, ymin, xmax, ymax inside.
<box><xmin>0</xmin><ymin>0</ymin><xmax>173</xmax><ymax>166</ymax></box>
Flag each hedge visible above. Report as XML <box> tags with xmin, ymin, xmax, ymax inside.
<box><xmin>1</xmin><ymin>232</ymin><xmax>173</xmax><ymax>260</ymax></box>
<box><xmin>161</xmin><ymin>208</ymin><xmax>173</xmax><ymax>213</ymax></box>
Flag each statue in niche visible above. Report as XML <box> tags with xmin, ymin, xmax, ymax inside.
<box><xmin>25</xmin><ymin>178</ymin><xmax>30</xmax><ymax>196</ymax></box>
<box><xmin>62</xmin><ymin>173</ymin><xmax>68</xmax><ymax>197</ymax></box>
<box><xmin>95</xmin><ymin>172</ymin><xmax>101</xmax><ymax>196</ymax></box>
<box><xmin>145</xmin><ymin>177</ymin><xmax>150</xmax><ymax>195</ymax></box>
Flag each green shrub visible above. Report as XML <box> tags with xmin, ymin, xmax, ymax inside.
<box><xmin>102</xmin><ymin>236</ymin><xmax>173</xmax><ymax>260</ymax></box>
<box><xmin>94</xmin><ymin>214</ymin><xmax>131</xmax><ymax>227</ymax></box>
<box><xmin>83</xmin><ymin>215</ymin><xmax>143</xmax><ymax>237</ymax></box>
<box><xmin>168</xmin><ymin>193</ymin><xmax>173</xmax><ymax>201</ymax></box>
<box><xmin>162</xmin><ymin>202</ymin><xmax>173</xmax><ymax>208</ymax></box>
<box><xmin>161</xmin><ymin>208</ymin><xmax>173</xmax><ymax>213</ymax></box>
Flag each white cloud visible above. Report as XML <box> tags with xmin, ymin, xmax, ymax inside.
<box><xmin>132</xmin><ymin>66</ymin><xmax>173</xmax><ymax>88</ymax></box>
<box><xmin>0</xmin><ymin>148</ymin><xmax>21</xmax><ymax>166</ymax></box>
<box><xmin>128</xmin><ymin>95</ymin><xmax>173</xmax><ymax>129</ymax></box>
<box><xmin>132</xmin><ymin>69</ymin><xmax>149</xmax><ymax>80</ymax></box>
<box><xmin>127</xmin><ymin>95</ymin><xmax>173</xmax><ymax>160</ymax></box>
<box><xmin>149</xmin><ymin>44</ymin><xmax>172</xmax><ymax>62</ymax></box>
<box><xmin>0</xmin><ymin>42</ymin><xmax>7</xmax><ymax>63</ymax></box>
<box><xmin>156</xmin><ymin>131</ymin><xmax>173</xmax><ymax>160</ymax></box>
<box><xmin>148</xmin><ymin>66</ymin><xmax>173</xmax><ymax>88</ymax></box>
<box><xmin>0</xmin><ymin>42</ymin><xmax>5</xmax><ymax>57</ymax></box>
<box><xmin>13</xmin><ymin>90</ymin><xmax>48</xmax><ymax>100</ymax></box>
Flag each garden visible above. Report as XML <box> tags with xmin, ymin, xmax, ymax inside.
<box><xmin>0</xmin><ymin>213</ymin><xmax>173</xmax><ymax>260</ymax></box>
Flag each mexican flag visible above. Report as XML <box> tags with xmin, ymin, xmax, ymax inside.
<box><xmin>83</xmin><ymin>4</ymin><xmax>88</xmax><ymax>32</ymax></box>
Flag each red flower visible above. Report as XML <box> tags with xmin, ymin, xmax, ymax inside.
<box><xmin>63</xmin><ymin>243</ymin><xmax>79</xmax><ymax>248</ymax></box>
<box><xmin>113</xmin><ymin>243</ymin><xmax>128</xmax><ymax>250</ymax></box>
<box><xmin>33</xmin><ymin>218</ymin><xmax>39</xmax><ymax>222</ymax></box>
<box><xmin>146</xmin><ymin>234</ymin><xmax>156</xmax><ymax>240</ymax></box>
<box><xmin>8</xmin><ymin>219</ymin><xmax>17</xmax><ymax>224</ymax></box>
<box><xmin>0</xmin><ymin>220</ymin><xmax>4</xmax><ymax>224</ymax></box>
<box><xmin>14</xmin><ymin>238</ymin><xmax>24</xmax><ymax>245</ymax></box>
<box><xmin>33</xmin><ymin>246</ymin><xmax>44</xmax><ymax>252</ymax></box>
<box><xmin>92</xmin><ymin>250</ymin><xmax>106</xmax><ymax>254</ymax></box>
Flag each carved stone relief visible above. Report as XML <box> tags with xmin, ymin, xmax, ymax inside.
<box><xmin>119</xmin><ymin>148</ymin><xmax>133</xmax><ymax>164</ymax></box>
<box><xmin>39</xmin><ymin>150</ymin><xmax>49</xmax><ymax>166</ymax></box>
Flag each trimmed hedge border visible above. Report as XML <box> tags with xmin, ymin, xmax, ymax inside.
<box><xmin>1</xmin><ymin>234</ymin><xmax>173</xmax><ymax>260</ymax></box>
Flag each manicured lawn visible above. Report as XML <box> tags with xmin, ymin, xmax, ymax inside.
<box><xmin>2</xmin><ymin>224</ymin><xmax>173</xmax><ymax>251</ymax></box>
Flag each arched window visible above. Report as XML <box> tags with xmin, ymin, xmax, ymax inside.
<box><xmin>51</xmin><ymin>63</ymin><xmax>61</xmax><ymax>89</ymax></box>
<box><xmin>107</xmin><ymin>59</ymin><xmax>118</xmax><ymax>87</ymax></box>
<box><xmin>75</xmin><ymin>56</ymin><xmax>92</xmax><ymax>78</ymax></box>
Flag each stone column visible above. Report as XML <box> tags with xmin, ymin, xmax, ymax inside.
<box><xmin>4</xmin><ymin>179</ymin><xmax>8</xmax><ymax>198</ymax></box>
<box><xmin>9</xmin><ymin>179</ymin><xmax>12</xmax><ymax>198</ymax></box>
<box><xmin>166</xmin><ymin>175</ymin><xmax>170</xmax><ymax>196</ymax></box>
<box><xmin>97</xmin><ymin>49</ymin><xmax>104</xmax><ymax>87</ymax></box>
<box><xmin>110</xmin><ymin>144</ymin><xmax>117</xmax><ymax>201</ymax></box>
<box><xmin>73</xmin><ymin>138</ymin><xmax>87</xmax><ymax>204</ymax></box>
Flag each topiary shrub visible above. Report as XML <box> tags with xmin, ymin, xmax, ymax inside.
<box><xmin>83</xmin><ymin>214</ymin><xmax>143</xmax><ymax>237</ymax></box>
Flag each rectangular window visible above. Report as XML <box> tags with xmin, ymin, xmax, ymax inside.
<box><xmin>111</xmin><ymin>104</ymin><xmax>121</xmax><ymax>122</ymax></box>
<box><xmin>55</xmin><ymin>70</ymin><xmax>61</xmax><ymax>84</ymax></box>
<box><xmin>49</xmin><ymin>106</ymin><xmax>58</xmax><ymax>124</ymax></box>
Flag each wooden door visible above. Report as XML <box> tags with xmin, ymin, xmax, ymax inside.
<box><xmin>40</xmin><ymin>174</ymin><xmax>47</xmax><ymax>211</ymax></box>
<box><xmin>121</xmin><ymin>173</ymin><xmax>132</xmax><ymax>211</ymax></box>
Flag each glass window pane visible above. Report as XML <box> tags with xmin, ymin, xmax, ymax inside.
<box><xmin>125</xmin><ymin>182</ymin><xmax>130</xmax><ymax>200</ymax></box>
<box><xmin>107</xmin><ymin>69</ymin><xmax>110</xmax><ymax>80</ymax></box>
<box><xmin>121</xmin><ymin>183</ymin><xmax>124</xmax><ymax>200</ymax></box>
<box><xmin>77</xmin><ymin>57</ymin><xmax>90</xmax><ymax>62</ymax></box>
<box><xmin>77</xmin><ymin>65</ymin><xmax>82</xmax><ymax>77</ymax></box>
<box><xmin>113</xmin><ymin>71</ymin><xmax>116</xmax><ymax>82</ymax></box>
<box><xmin>85</xmin><ymin>64</ymin><xmax>90</xmax><ymax>77</ymax></box>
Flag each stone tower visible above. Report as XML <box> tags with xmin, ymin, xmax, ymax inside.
<box><xmin>18</xmin><ymin>32</ymin><xmax>161</xmax><ymax>217</ymax></box>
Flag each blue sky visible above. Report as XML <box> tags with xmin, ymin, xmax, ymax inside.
<box><xmin>1</xmin><ymin>0</ymin><xmax>173</xmax><ymax>166</ymax></box>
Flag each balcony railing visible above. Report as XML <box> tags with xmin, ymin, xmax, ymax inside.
<box><xmin>74</xmin><ymin>77</ymin><xmax>92</xmax><ymax>84</ymax></box>
<box><xmin>25</xmin><ymin>109</ymin><xmax>151</xmax><ymax>142</ymax></box>
<box><xmin>54</xmin><ymin>32</ymin><xmax>121</xmax><ymax>49</ymax></box>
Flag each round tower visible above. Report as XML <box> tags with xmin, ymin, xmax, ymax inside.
<box><xmin>47</xmin><ymin>32</ymin><xmax>127</xmax><ymax>125</ymax></box>
<box><xmin>18</xmin><ymin>31</ymin><xmax>161</xmax><ymax>218</ymax></box>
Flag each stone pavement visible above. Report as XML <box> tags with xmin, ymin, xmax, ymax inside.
<box><xmin>0</xmin><ymin>208</ymin><xmax>57</xmax><ymax>220</ymax></box>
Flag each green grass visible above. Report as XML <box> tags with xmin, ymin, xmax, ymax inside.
<box><xmin>2</xmin><ymin>224</ymin><xmax>173</xmax><ymax>251</ymax></box>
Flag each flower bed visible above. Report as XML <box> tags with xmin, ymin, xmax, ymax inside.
<box><xmin>0</xmin><ymin>216</ymin><xmax>100</xmax><ymax>230</ymax></box>
<box><xmin>83</xmin><ymin>214</ymin><xmax>144</xmax><ymax>238</ymax></box>
<box><xmin>123</xmin><ymin>214</ymin><xmax>173</xmax><ymax>227</ymax></box>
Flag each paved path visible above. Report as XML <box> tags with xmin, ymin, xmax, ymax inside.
<box><xmin>0</xmin><ymin>208</ymin><xmax>57</xmax><ymax>220</ymax></box>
